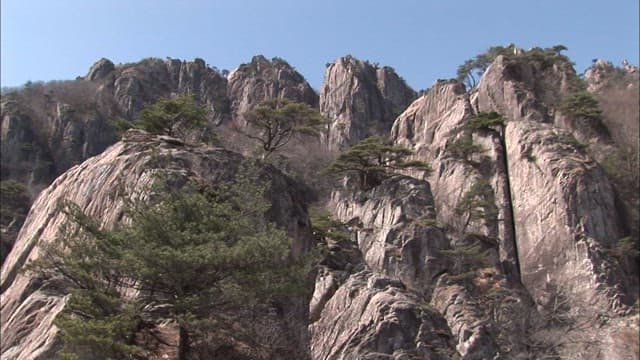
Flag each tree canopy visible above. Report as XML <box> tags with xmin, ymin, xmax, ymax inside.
<box><xmin>456</xmin><ymin>45</ymin><xmax>571</xmax><ymax>89</ymax></box>
<box><xmin>324</xmin><ymin>136</ymin><xmax>432</xmax><ymax>190</ymax></box>
<box><xmin>240</xmin><ymin>98</ymin><xmax>325</xmax><ymax>158</ymax></box>
<box><xmin>466</xmin><ymin>112</ymin><xmax>505</xmax><ymax>131</ymax></box>
<box><xmin>115</xmin><ymin>95</ymin><xmax>209</xmax><ymax>142</ymax></box>
<box><xmin>558</xmin><ymin>91</ymin><xmax>603</xmax><ymax>120</ymax></box>
<box><xmin>27</xmin><ymin>162</ymin><xmax>310</xmax><ymax>359</ymax></box>
<box><xmin>456</xmin><ymin>46</ymin><xmax>514</xmax><ymax>88</ymax></box>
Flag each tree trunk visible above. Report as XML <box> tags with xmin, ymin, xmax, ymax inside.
<box><xmin>178</xmin><ymin>325</ymin><xmax>190</xmax><ymax>360</ymax></box>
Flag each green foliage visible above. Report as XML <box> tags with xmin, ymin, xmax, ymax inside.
<box><xmin>558</xmin><ymin>91</ymin><xmax>603</xmax><ymax>120</ymax></box>
<box><xmin>441</xmin><ymin>242</ymin><xmax>491</xmax><ymax>280</ymax></box>
<box><xmin>466</xmin><ymin>112</ymin><xmax>505</xmax><ymax>131</ymax></box>
<box><xmin>110</xmin><ymin>117</ymin><xmax>134</xmax><ymax>133</ymax></box>
<box><xmin>241</xmin><ymin>98</ymin><xmax>326</xmax><ymax>158</ymax></box>
<box><xmin>26</xmin><ymin>162</ymin><xmax>310</xmax><ymax>359</ymax></box>
<box><xmin>455</xmin><ymin>179</ymin><xmax>497</xmax><ymax>231</ymax></box>
<box><xmin>1</xmin><ymin>180</ymin><xmax>31</xmax><ymax>262</ymax></box>
<box><xmin>456</xmin><ymin>46</ymin><xmax>513</xmax><ymax>88</ymax></box>
<box><xmin>0</xmin><ymin>180</ymin><xmax>30</xmax><ymax>223</ymax></box>
<box><xmin>446</xmin><ymin>137</ymin><xmax>486</xmax><ymax>162</ymax></box>
<box><xmin>132</xmin><ymin>95</ymin><xmax>208</xmax><ymax>141</ymax></box>
<box><xmin>323</xmin><ymin>136</ymin><xmax>432</xmax><ymax>190</ymax></box>
<box><xmin>309</xmin><ymin>209</ymin><xmax>351</xmax><ymax>243</ymax></box>
<box><xmin>607</xmin><ymin>237</ymin><xmax>640</xmax><ymax>259</ymax></box>
<box><xmin>551</xmin><ymin>44</ymin><xmax>568</xmax><ymax>53</ymax></box>
<box><xmin>601</xmin><ymin>148</ymin><xmax>639</xmax><ymax>200</ymax></box>
<box><xmin>456</xmin><ymin>45</ymin><xmax>573</xmax><ymax>89</ymax></box>
<box><xmin>416</xmin><ymin>215</ymin><xmax>439</xmax><ymax>227</ymax></box>
<box><xmin>559</xmin><ymin>134</ymin><xmax>589</xmax><ymax>150</ymax></box>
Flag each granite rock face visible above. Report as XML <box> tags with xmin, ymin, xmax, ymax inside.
<box><xmin>389</xmin><ymin>55</ymin><xmax>636</xmax><ymax>358</ymax></box>
<box><xmin>330</xmin><ymin>175</ymin><xmax>449</xmax><ymax>294</ymax></box>
<box><xmin>391</xmin><ymin>81</ymin><xmax>520</xmax><ymax>281</ymax></box>
<box><xmin>102</xmin><ymin>57</ymin><xmax>229</xmax><ymax>122</ymax></box>
<box><xmin>227</xmin><ymin>55</ymin><xmax>319</xmax><ymax>124</ymax></box>
<box><xmin>503</xmin><ymin>120</ymin><xmax>627</xmax><ymax>308</ymax></box>
<box><xmin>309</xmin><ymin>270</ymin><xmax>458</xmax><ymax>360</ymax></box>
<box><xmin>320</xmin><ymin>56</ymin><xmax>415</xmax><ymax>149</ymax></box>
<box><xmin>2</xmin><ymin>53</ymin><xmax>638</xmax><ymax>360</ymax></box>
<box><xmin>1</xmin><ymin>56</ymin><xmax>319</xmax><ymax>263</ymax></box>
<box><xmin>0</xmin><ymin>130</ymin><xmax>314</xmax><ymax>360</ymax></box>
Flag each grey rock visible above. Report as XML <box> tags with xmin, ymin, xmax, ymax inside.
<box><xmin>309</xmin><ymin>270</ymin><xmax>458</xmax><ymax>360</ymax></box>
<box><xmin>106</xmin><ymin>57</ymin><xmax>229</xmax><ymax>122</ymax></box>
<box><xmin>390</xmin><ymin>81</ymin><xmax>520</xmax><ymax>280</ymax></box>
<box><xmin>330</xmin><ymin>175</ymin><xmax>450</xmax><ymax>294</ymax></box>
<box><xmin>320</xmin><ymin>56</ymin><xmax>415</xmax><ymax>149</ymax></box>
<box><xmin>227</xmin><ymin>55</ymin><xmax>319</xmax><ymax>124</ymax></box>
<box><xmin>84</xmin><ymin>58</ymin><xmax>115</xmax><ymax>81</ymax></box>
<box><xmin>504</xmin><ymin>120</ymin><xmax>628</xmax><ymax>311</ymax></box>
<box><xmin>430</xmin><ymin>279</ymin><xmax>499</xmax><ymax>359</ymax></box>
<box><xmin>0</xmin><ymin>130</ymin><xmax>314</xmax><ymax>360</ymax></box>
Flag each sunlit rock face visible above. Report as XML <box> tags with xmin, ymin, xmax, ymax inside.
<box><xmin>0</xmin><ymin>130</ymin><xmax>314</xmax><ymax>360</ymax></box>
<box><xmin>320</xmin><ymin>55</ymin><xmax>415</xmax><ymax>149</ymax></box>
<box><xmin>227</xmin><ymin>55</ymin><xmax>319</xmax><ymax>125</ymax></box>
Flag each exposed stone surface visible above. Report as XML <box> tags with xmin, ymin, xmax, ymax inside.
<box><xmin>472</xmin><ymin>54</ymin><xmax>574</xmax><ymax>125</ymax></box>
<box><xmin>0</xmin><ymin>130</ymin><xmax>314</xmax><ymax>360</ymax></box>
<box><xmin>390</xmin><ymin>81</ymin><xmax>520</xmax><ymax>281</ymax></box>
<box><xmin>320</xmin><ymin>56</ymin><xmax>415</xmax><ymax>149</ymax></box>
<box><xmin>430</xmin><ymin>279</ymin><xmax>499</xmax><ymax>359</ymax></box>
<box><xmin>309</xmin><ymin>270</ymin><xmax>458</xmax><ymax>360</ymax></box>
<box><xmin>1</xmin><ymin>56</ymin><xmax>318</xmax><ymax>264</ymax></box>
<box><xmin>2</xmin><ymin>53</ymin><xmax>639</xmax><ymax>359</ymax></box>
<box><xmin>472</xmin><ymin>53</ymin><xmax>613</xmax><ymax>147</ymax></box>
<box><xmin>1</xmin><ymin>57</ymin><xmax>230</xmax><ymax>204</ymax></box>
<box><xmin>330</xmin><ymin>176</ymin><xmax>450</xmax><ymax>294</ymax></box>
<box><xmin>327</xmin><ymin>174</ymin><xmax>522</xmax><ymax>359</ymax></box>
<box><xmin>227</xmin><ymin>55</ymin><xmax>319</xmax><ymax>123</ymax></box>
<box><xmin>390</xmin><ymin>64</ymin><xmax>636</xmax><ymax>358</ymax></box>
<box><xmin>105</xmin><ymin>57</ymin><xmax>229</xmax><ymax>122</ymax></box>
<box><xmin>504</xmin><ymin>121</ymin><xmax>628</xmax><ymax>309</ymax></box>
<box><xmin>85</xmin><ymin>57</ymin><xmax>116</xmax><ymax>81</ymax></box>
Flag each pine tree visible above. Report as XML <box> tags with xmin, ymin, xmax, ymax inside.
<box><xmin>114</xmin><ymin>95</ymin><xmax>210</xmax><ymax>143</ymax></box>
<box><xmin>240</xmin><ymin>98</ymin><xmax>325</xmax><ymax>158</ymax></box>
<box><xmin>324</xmin><ymin>136</ymin><xmax>431</xmax><ymax>190</ymax></box>
<box><xmin>27</xmin><ymin>161</ymin><xmax>310</xmax><ymax>359</ymax></box>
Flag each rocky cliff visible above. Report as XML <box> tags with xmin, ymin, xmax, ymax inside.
<box><xmin>0</xmin><ymin>130</ymin><xmax>314</xmax><ymax>359</ymax></box>
<box><xmin>0</xmin><ymin>55</ymin><xmax>318</xmax><ymax>264</ymax></box>
<box><xmin>1</xmin><ymin>55</ymin><xmax>317</xmax><ymax>195</ymax></box>
<box><xmin>1</xmin><ymin>50</ymin><xmax>638</xmax><ymax>360</ymax></box>
<box><xmin>320</xmin><ymin>56</ymin><xmax>416</xmax><ymax>149</ymax></box>
<box><xmin>227</xmin><ymin>55</ymin><xmax>319</xmax><ymax>124</ymax></box>
<box><xmin>389</xmin><ymin>51</ymin><xmax>637</xmax><ymax>359</ymax></box>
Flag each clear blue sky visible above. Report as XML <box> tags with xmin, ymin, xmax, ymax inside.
<box><xmin>2</xmin><ymin>0</ymin><xmax>638</xmax><ymax>91</ymax></box>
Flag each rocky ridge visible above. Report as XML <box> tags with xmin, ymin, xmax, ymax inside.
<box><xmin>1</xmin><ymin>52</ymin><xmax>639</xmax><ymax>359</ymax></box>
<box><xmin>320</xmin><ymin>56</ymin><xmax>416</xmax><ymax>149</ymax></box>
<box><xmin>1</xmin><ymin>130</ymin><xmax>314</xmax><ymax>359</ymax></box>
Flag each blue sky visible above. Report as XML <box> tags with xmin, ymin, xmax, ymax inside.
<box><xmin>2</xmin><ymin>0</ymin><xmax>638</xmax><ymax>91</ymax></box>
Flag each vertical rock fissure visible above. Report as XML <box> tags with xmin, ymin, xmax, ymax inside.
<box><xmin>497</xmin><ymin>126</ymin><xmax>521</xmax><ymax>283</ymax></box>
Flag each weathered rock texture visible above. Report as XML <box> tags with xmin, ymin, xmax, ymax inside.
<box><xmin>1</xmin><ymin>55</ymin><xmax>319</xmax><ymax>265</ymax></box>
<box><xmin>391</xmin><ymin>81</ymin><xmax>520</xmax><ymax>281</ymax></box>
<box><xmin>329</xmin><ymin>176</ymin><xmax>449</xmax><ymax>294</ymax></box>
<box><xmin>503</xmin><ymin>121</ymin><xmax>627</xmax><ymax>307</ymax></box>
<box><xmin>0</xmin><ymin>130</ymin><xmax>314</xmax><ymax>360</ymax></box>
<box><xmin>327</xmin><ymin>174</ymin><xmax>524</xmax><ymax>358</ymax></box>
<box><xmin>91</xmin><ymin>57</ymin><xmax>229</xmax><ymax>122</ymax></box>
<box><xmin>227</xmin><ymin>55</ymin><xmax>319</xmax><ymax>123</ymax></box>
<box><xmin>310</xmin><ymin>269</ymin><xmax>458</xmax><ymax>360</ymax></box>
<box><xmin>389</xmin><ymin>53</ymin><xmax>637</xmax><ymax>358</ymax></box>
<box><xmin>2</xmin><ymin>53</ymin><xmax>639</xmax><ymax>360</ymax></box>
<box><xmin>320</xmin><ymin>56</ymin><xmax>415</xmax><ymax>149</ymax></box>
